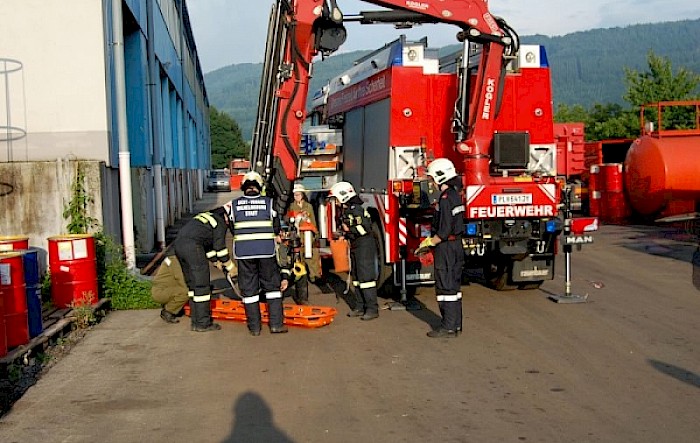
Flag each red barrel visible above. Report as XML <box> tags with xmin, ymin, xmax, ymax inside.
<box><xmin>588</xmin><ymin>165</ymin><xmax>601</xmax><ymax>217</ymax></box>
<box><xmin>48</xmin><ymin>234</ymin><xmax>98</xmax><ymax>309</ymax></box>
<box><xmin>0</xmin><ymin>236</ymin><xmax>29</xmax><ymax>252</ymax></box>
<box><xmin>599</xmin><ymin>163</ymin><xmax>624</xmax><ymax>192</ymax></box>
<box><xmin>0</xmin><ymin>252</ymin><xmax>30</xmax><ymax>348</ymax></box>
<box><xmin>598</xmin><ymin>163</ymin><xmax>629</xmax><ymax>224</ymax></box>
<box><xmin>602</xmin><ymin>191</ymin><xmax>631</xmax><ymax>224</ymax></box>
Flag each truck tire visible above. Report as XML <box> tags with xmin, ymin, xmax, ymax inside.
<box><xmin>483</xmin><ymin>260</ymin><xmax>518</xmax><ymax>291</ymax></box>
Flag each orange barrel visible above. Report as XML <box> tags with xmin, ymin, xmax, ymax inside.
<box><xmin>0</xmin><ymin>236</ymin><xmax>29</xmax><ymax>252</ymax></box>
<box><xmin>0</xmin><ymin>252</ymin><xmax>30</xmax><ymax>348</ymax></box>
<box><xmin>22</xmin><ymin>248</ymin><xmax>43</xmax><ymax>338</ymax></box>
<box><xmin>330</xmin><ymin>238</ymin><xmax>350</xmax><ymax>273</ymax></box>
<box><xmin>48</xmin><ymin>234</ymin><xmax>98</xmax><ymax>309</ymax></box>
<box><xmin>588</xmin><ymin>165</ymin><xmax>601</xmax><ymax>217</ymax></box>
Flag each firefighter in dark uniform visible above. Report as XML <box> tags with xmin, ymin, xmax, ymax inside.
<box><xmin>173</xmin><ymin>207</ymin><xmax>235</xmax><ymax>332</ymax></box>
<box><xmin>418</xmin><ymin>158</ymin><xmax>465</xmax><ymax>338</ymax></box>
<box><xmin>230</xmin><ymin>171</ymin><xmax>288</xmax><ymax>336</ymax></box>
<box><xmin>329</xmin><ymin>181</ymin><xmax>379</xmax><ymax>321</ymax></box>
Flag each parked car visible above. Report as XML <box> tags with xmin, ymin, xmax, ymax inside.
<box><xmin>207</xmin><ymin>169</ymin><xmax>230</xmax><ymax>192</ymax></box>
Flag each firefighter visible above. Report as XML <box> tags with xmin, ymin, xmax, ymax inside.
<box><xmin>418</xmin><ymin>158</ymin><xmax>465</xmax><ymax>338</ymax></box>
<box><xmin>173</xmin><ymin>206</ymin><xmax>235</xmax><ymax>332</ymax></box>
<box><xmin>230</xmin><ymin>171</ymin><xmax>288</xmax><ymax>336</ymax></box>
<box><xmin>284</xmin><ymin>183</ymin><xmax>322</xmax><ymax>304</ymax></box>
<box><xmin>151</xmin><ymin>251</ymin><xmax>188</xmax><ymax>324</ymax></box>
<box><xmin>329</xmin><ymin>181</ymin><xmax>379</xmax><ymax>321</ymax></box>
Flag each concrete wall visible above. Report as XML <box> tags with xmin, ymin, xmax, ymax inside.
<box><xmin>0</xmin><ymin>160</ymin><xmax>104</xmax><ymax>254</ymax></box>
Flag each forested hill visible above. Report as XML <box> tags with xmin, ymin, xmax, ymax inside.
<box><xmin>204</xmin><ymin>18</ymin><xmax>700</xmax><ymax>141</ymax></box>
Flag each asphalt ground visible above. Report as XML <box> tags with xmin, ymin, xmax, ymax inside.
<box><xmin>0</xmin><ymin>190</ymin><xmax>699</xmax><ymax>442</ymax></box>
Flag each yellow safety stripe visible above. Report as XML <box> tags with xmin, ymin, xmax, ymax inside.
<box><xmin>356</xmin><ymin>226</ymin><xmax>367</xmax><ymax>236</ymax></box>
<box><xmin>266</xmin><ymin>291</ymin><xmax>283</xmax><ymax>300</ymax></box>
<box><xmin>234</xmin><ymin>220</ymin><xmax>273</xmax><ymax>229</ymax></box>
<box><xmin>353</xmin><ymin>281</ymin><xmax>360</xmax><ymax>287</ymax></box>
<box><xmin>224</xmin><ymin>261</ymin><xmax>235</xmax><ymax>272</ymax></box>
<box><xmin>359</xmin><ymin>281</ymin><xmax>377</xmax><ymax>289</ymax></box>
<box><xmin>195</xmin><ymin>212</ymin><xmax>218</xmax><ymax>227</ymax></box>
<box><xmin>192</xmin><ymin>294</ymin><xmax>211</xmax><ymax>302</ymax></box>
<box><xmin>188</xmin><ymin>291</ymin><xmax>194</xmax><ymax>297</ymax></box>
<box><xmin>216</xmin><ymin>248</ymin><xmax>229</xmax><ymax>257</ymax></box>
<box><xmin>281</xmin><ymin>269</ymin><xmax>292</xmax><ymax>275</ymax></box>
<box><xmin>234</xmin><ymin>233</ymin><xmax>276</xmax><ymax>241</ymax></box>
<box><xmin>243</xmin><ymin>295</ymin><xmax>260</xmax><ymax>304</ymax></box>
<box><xmin>206</xmin><ymin>250</ymin><xmax>217</xmax><ymax>258</ymax></box>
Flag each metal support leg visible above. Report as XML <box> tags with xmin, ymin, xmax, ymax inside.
<box><xmin>387</xmin><ymin>259</ymin><xmax>421</xmax><ymax>311</ymax></box>
<box><xmin>549</xmin><ymin>244</ymin><xmax>587</xmax><ymax>304</ymax></box>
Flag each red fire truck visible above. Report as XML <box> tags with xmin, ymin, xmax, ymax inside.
<box><xmin>251</xmin><ymin>1</ymin><xmax>563</xmax><ymax>295</ymax></box>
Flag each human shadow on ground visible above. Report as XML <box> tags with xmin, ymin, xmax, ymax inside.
<box><xmin>222</xmin><ymin>391</ymin><xmax>295</xmax><ymax>443</ymax></box>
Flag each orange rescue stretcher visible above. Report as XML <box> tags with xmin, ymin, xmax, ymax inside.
<box><xmin>185</xmin><ymin>299</ymin><xmax>337</xmax><ymax>328</ymax></box>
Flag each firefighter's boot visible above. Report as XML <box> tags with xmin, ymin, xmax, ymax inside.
<box><xmin>160</xmin><ymin>308</ymin><xmax>179</xmax><ymax>324</ymax></box>
<box><xmin>190</xmin><ymin>300</ymin><xmax>221</xmax><ymax>332</ymax></box>
<box><xmin>267</xmin><ymin>297</ymin><xmax>288</xmax><ymax>333</ymax></box>
<box><xmin>243</xmin><ymin>297</ymin><xmax>262</xmax><ymax>335</ymax></box>
<box><xmin>360</xmin><ymin>287</ymin><xmax>379</xmax><ymax>320</ymax></box>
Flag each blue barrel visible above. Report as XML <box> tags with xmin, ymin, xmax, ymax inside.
<box><xmin>21</xmin><ymin>248</ymin><xmax>43</xmax><ymax>338</ymax></box>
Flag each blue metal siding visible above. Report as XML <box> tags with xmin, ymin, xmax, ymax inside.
<box><xmin>124</xmin><ymin>0</ymin><xmax>148</xmax><ymax>31</ymax></box>
<box><xmin>124</xmin><ymin>29</ymin><xmax>152</xmax><ymax>166</ymax></box>
<box><xmin>104</xmin><ymin>0</ymin><xmax>209</xmax><ymax>172</ymax></box>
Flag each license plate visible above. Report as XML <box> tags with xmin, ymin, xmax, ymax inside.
<box><xmin>492</xmin><ymin>193</ymin><xmax>532</xmax><ymax>205</ymax></box>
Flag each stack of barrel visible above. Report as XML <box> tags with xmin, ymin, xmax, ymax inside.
<box><xmin>0</xmin><ymin>236</ymin><xmax>43</xmax><ymax>358</ymax></box>
<box><xmin>588</xmin><ymin>163</ymin><xmax>630</xmax><ymax>224</ymax></box>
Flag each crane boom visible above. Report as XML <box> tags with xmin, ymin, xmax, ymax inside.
<box><xmin>250</xmin><ymin>0</ymin><xmax>514</xmax><ymax>214</ymax></box>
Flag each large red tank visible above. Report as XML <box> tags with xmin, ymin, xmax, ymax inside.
<box><xmin>625</xmin><ymin>135</ymin><xmax>700</xmax><ymax>215</ymax></box>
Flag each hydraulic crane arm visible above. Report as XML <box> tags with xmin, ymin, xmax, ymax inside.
<box><xmin>250</xmin><ymin>0</ymin><xmax>514</xmax><ymax>214</ymax></box>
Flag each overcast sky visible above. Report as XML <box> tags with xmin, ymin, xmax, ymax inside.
<box><xmin>188</xmin><ymin>0</ymin><xmax>700</xmax><ymax>74</ymax></box>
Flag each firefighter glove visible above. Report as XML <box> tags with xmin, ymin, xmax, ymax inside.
<box><xmin>293</xmin><ymin>261</ymin><xmax>307</xmax><ymax>279</ymax></box>
<box><xmin>223</xmin><ymin>260</ymin><xmax>235</xmax><ymax>272</ymax></box>
<box><xmin>416</xmin><ymin>237</ymin><xmax>435</xmax><ymax>255</ymax></box>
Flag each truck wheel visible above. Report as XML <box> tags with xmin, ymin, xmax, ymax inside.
<box><xmin>483</xmin><ymin>261</ymin><xmax>517</xmax><ymax>291</ymax></box>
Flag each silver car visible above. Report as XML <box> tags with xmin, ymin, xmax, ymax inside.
<box><xmin>207</xmin><ymin>170</ymin><xmax>230</xmax><ymax>192</ymax></box>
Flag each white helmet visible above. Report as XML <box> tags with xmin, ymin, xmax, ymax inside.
<box><xmin>329</xmin><ymin>181</ymin><xmax>356</xmax><ymax>204</ymax></box>
<box><xmin>427</xmin><ymin>158</ymin><xmax>458</xmax><ymax>185</ymax></box>
<box><xmin>241</xmin><ymin>171</ymin><xmax>263</xmax><ymax>190</ymax></box>
<box><xmin>292</xmin><ymin>183</ymin><xmax>306</xmax><ymax>194</ymax></box>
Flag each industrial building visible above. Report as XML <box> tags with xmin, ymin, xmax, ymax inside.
<box><xmin>0</xmin><ymin>0</ymin><xmax>211</xmax><ymax>265</ymax></box>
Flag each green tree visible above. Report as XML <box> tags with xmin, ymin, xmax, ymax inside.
<box><xmin>623</xmin><ymin>51</ymin><xmax>700</xmax><ymax>106</ymax></box>
<box><xmin>209</xmin><ymin>106</ymin><xmax>250</xmax><ymax>169</ymax></box>
<box><xmin>554</xmin><ymin>103</ymin><xmax>588</xmax><ymax>123</ymax></box>
<box><xmin>585</xmin><ymin>103</ymin><xmax>639</xmax><ymax>140</ymax></box>
<box><xmin>623</xmin><ymin>51</ymin><xmax>700</xmax><ymax>131</ymax></box>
